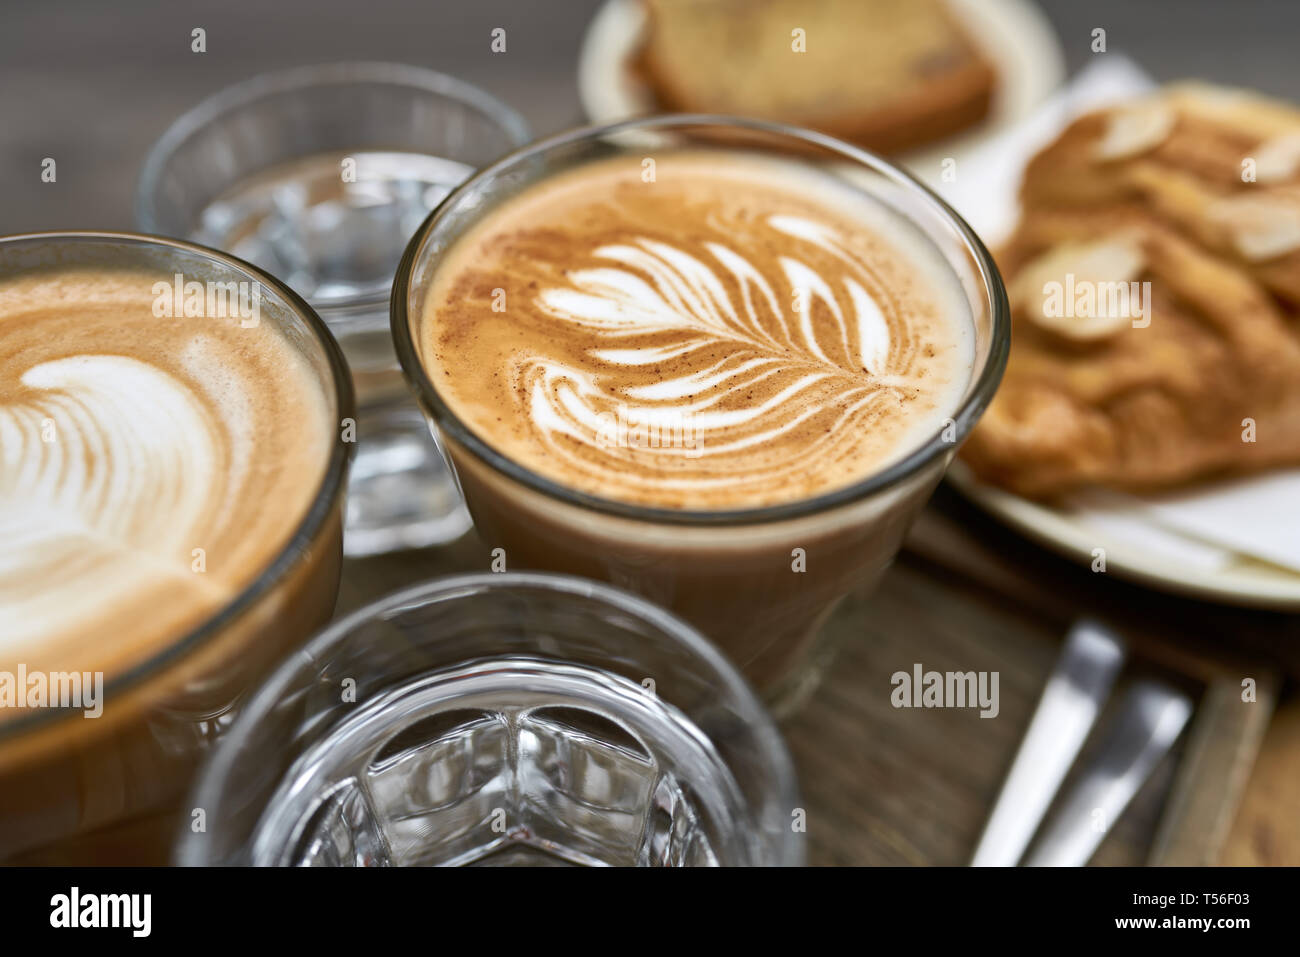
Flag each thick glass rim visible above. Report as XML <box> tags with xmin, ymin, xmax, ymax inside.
<box><xmin>391</xmin><ymin>114</ymin><xmax>1011</xmax><ymax>528</ymax></box>
<box><xmin>179</xmin><ymin>570</ymin><xmax>802</xmax><ymax>866</ymax></box>
<box><xmin>134</xmin><ymin>60</ymin><xmax>533</xmax><ymax>315</ymax></box>
<box><xmin>0</xmin><ymin>229</ymin><xmax>356</xmax><ymax>743</ymax></box>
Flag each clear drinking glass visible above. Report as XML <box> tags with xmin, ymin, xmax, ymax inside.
<box><xmin>392</xmin><ymin>116</ymin><xmax>1010</xmax><ymax>715</ymax></box>
<box><xmin>0</xmin><ymin>231</ymin><xmax>354</xmax><ymax>863</ymax></box>
<box><xmin>136</xmin><ymin>62</ymin><xmax>530</xmax><ymax>555</ymax></box>
<box><xmin>178</xmin><ymin>572</ymin><xmax>802</xmax><ymax>867</ymax></box>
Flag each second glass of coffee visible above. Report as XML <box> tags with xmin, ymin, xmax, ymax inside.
<box><xmin>393</xmin><ymin>117</ymin><xmax>1010</xmax><ymax>712</ymax></box>
<box><xmin>0</xmin><ymin>231</ymin><xmax>353</xmax><ymax>861</ymax></box>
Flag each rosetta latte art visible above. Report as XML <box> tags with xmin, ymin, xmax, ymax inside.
<box><xmin>522</xmin><ymin>217</ymin><xmax>921</xmax><ymax>497</ymax></box>
<box><xmin>424</xmin><ymin>151</ymin><xmax>973</xmax><ymax>508</ymax></box>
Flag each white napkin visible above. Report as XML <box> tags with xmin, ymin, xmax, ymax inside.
<box><xmin>923</xmin><ymin>57</ymin><xmax>1300</xmax><ymax>577</ymax></box>
<box><xmin>924</xmin><ymin>55</ymin><xmax>1156</xmax><ymax>245</ymax></box>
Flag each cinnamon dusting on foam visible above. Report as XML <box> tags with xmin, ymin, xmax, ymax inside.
<box><xmin>0</xmin><ymin>268</ymin><xmax>331</xmax><ymax>679</ymax></box>
<box><xmin>422</xmin><ymin>151</ymin><xmax>974</xmax><ymax>509</ymax></box>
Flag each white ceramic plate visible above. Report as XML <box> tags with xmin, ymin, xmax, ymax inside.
<box><xmin>576</xmin><ymin>0</ymin><xmax>1067</xmax><ymax>183</ymax></box>
<box><xmin>946</xmin><ymin>461</ymin><xmax>1300</xmax><ymax>610</ymax></box>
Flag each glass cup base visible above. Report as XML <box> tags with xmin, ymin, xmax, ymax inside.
<box><xmin>343</xmin><ymin>400</ymin><xmax>471</xmax><ymax>556</ymax></box>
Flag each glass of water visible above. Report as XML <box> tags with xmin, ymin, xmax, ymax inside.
<box><xmin>177</xmin><ymin>572</ymin><xmax>802</xmax><ymax>866</ymax></box>
<box><xmin>136</xmin><ymin>62</ymin><xmax>530</xmax><ymax>555</ymax></box>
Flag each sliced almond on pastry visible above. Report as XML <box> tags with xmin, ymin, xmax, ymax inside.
<box><xmin>1209</xmin><ymin>193</ymin><xmax>1300</xmax><ymax>260</ymax></box>
<box><xmin>1093</xmin><ymin>101</ymin><xmax>1176</xmax><ymax>162</ymax></box>
<box><xmin>1253</xmin><ymin>132</ymin><xmax>1300</xmax><ymax>183</ymax></box>
<box><xmin>1011</xmin><ymin>236</ymin><xmax>1147</xmax><ymax>341</ymax></box>
<box><xmin>1166</xmin><ymin>82</ymin><xmax>1300</xmax><ymax>142</ymax></box>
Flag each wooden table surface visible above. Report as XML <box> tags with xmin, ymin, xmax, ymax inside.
<box><xmin>4</xmin><ymin>0</ymin><xmax>1298</xmax><ymax>867</ymax></box>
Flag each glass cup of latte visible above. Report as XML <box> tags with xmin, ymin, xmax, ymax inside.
<box><xmin>392</xmin><ymin>116</ymin><xmax>1010</xmax><ymax>713</ymax></box>
<box><xmin>178</xmin><ymin>572</ymin><xmax>802</xmax><ymax>867</ymax></box>
<box><xmin>0</xmin><ymin>232</ymin><xmax>354</xmax><ymax>862</ymax></box>
<box><xmin>136</xmin><ymin>62</ymin><xmax>530</xmax><ymax>556</ymax></box>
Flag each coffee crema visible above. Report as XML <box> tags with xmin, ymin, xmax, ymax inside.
<box><xmin>0</xmin><ymin>268</ymin><xmax>332</xmax><ymax>680</ymax></box>
<box><xmin>421</xmin><ymin>151</ymin><xmax>974</xmax><ymax>509</ymax></box>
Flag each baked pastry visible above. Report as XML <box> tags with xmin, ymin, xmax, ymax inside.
<box><xmin>636</xmin><ymin>0</ymin><xmax>996</xmax><ymax>154</ymax></box>
<box><xmin>1019</xmin><ymin>82</ymin><xmax>1300</xmax><ymax>307</ymax></box>
<box><xmin>962</xmin><ymin>84</ymin><xmax>1300</xmax><ymax>499</ymax></box>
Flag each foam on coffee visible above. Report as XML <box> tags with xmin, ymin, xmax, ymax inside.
<box><xmin>0</xmin><ymin>267</ymin><xmax>332</xmax><ymax>679</ymax></box>
<box><xmin>421</xmin><ymin>150</ymin><xmax>974</xmax><ymax>509</ymax></box>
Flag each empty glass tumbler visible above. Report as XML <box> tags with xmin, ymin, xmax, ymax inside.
<box><xmin>178</xmin><ymin>572</ymin><xmax>803</xmax><ymax>867</ymax></box>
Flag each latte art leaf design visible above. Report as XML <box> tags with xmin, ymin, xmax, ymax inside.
<box><xmin>517</xmin><ymin>215</ymin><xmax>926</xmax><ymax>497</ymax></box>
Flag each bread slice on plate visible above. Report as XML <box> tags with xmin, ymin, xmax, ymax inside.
<box><xmin>636</xmin><ymin>0</ymin><xmax>996</xmax><ymax>154</ymax></box>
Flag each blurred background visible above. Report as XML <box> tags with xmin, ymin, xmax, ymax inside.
<box><xmin>3</xmin><ymin>0</ymin><xmax>1300</xmax><ymax>231</ymax></box>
